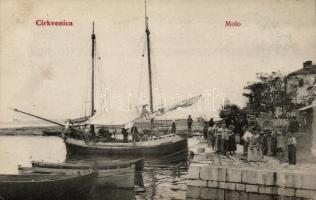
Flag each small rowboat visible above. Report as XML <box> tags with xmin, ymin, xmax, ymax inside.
<box><xmin>19</xmin><ymin>158</ymin><xmax>144</xmax><ymax>189</ymax></box>
<box><xmin>0</xmin><ymin>171</ymin><xmax>97</xmax><ymax>200</ymax></box>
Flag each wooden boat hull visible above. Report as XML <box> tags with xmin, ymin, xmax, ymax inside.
<box><xmin>20</xmin><ymin>166</ymin><xmax>135</xmax><ymax>189</ymax></box>
<box><xmin>64</xmin><ymin>134</ymin><xmax>188</xmax><ymax>156</ymax></box>
<box><xmin>27</xmin><ymin>158</ymin><xmax>144</xmax><ymax>189</ymax></box>
<box><xmin>0</xmin><ymin>171</ymin><xmax>97</xmax><ymax>200</ymax></box>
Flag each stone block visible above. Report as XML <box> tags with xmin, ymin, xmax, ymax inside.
<box><xmin>296</xmin><ymin>189</ymin><xmax>316</xmax><ymax>199</ymax></box>
<box><xmin>217</xmin><ymin>166</ymin><xmax>227</xmax><ymax>182</ymax></box>
<box><xmin>200</xmin><ymin>187</ymin><xmax>222</xmax><ymax>200</ymax></box>
<box><xmin>217</xmin><ymin>189</ymin><xmax>225</xmax><ymax>200</ymax></box>
<box><xmin>219</xmin><ymin>182</ymin><xmax>228</xmax><ymax>189</ymax></box>
<box><xmin>248</xmin><ymin>193</ymin><xmax>273</xmax><ymax>200</ymax></box>
<box><xmin>225</xmin><ymin>190</ymin><xmax>241</xmax><ymax>200</ymax></box>
<box><xmin>301</xmin><ymin>173</ymin><xmax>316</xmax><ymax>190</ymax></box>
<box><xmin>257</xmin><ymin>170</ymin><xmax>276</xmax><ymax>186</ymax></box>
<box><xmin>277</xmin><ymin>187</ymin><xmax>295</xmax><ymax>197</ymax></box>
<box><xmin>276</xmin><ymin>171</ymin><xmax>302</xmax><ymax>188</ymax></box>
<box><xmin>227</xmin><ymin>167</ymin><xmax>242</xmax><ymax>183</ymax></box>
<box><xmin>186</xmin><ymin>186</ymin><xmax>200</xmax><ymax>199</ymax></box>
<box><xmin>228</xmin><ymin>183</ymin><xmax>236</xmax><ymax>190</ymax></box>
<box><xmin>245</xmin><ymin>184</ymin><xmax>258</xmax><ymax>193</ymax></box>
<box><xmin>188</xmin><ymin>165</ymin><xmax>200</xmax><ymax>179</ymax></box>
<box><xmin>274</xmin><ymin>196</ymin><xmax>297</xmax><ymax>200</ymax></box>
<box><xmin>197</xmin><ymin>148</ymin><xmax>205</xmax><ymax>153</ymax></box>
<box><xmin>200</xmin><ymin>166</ymin><xmax>216</xmax><ymax>181</ymax></box>
<box><xmin>242</xmin><ymin>168</ymin><xmax>258</xmax><ymax>184</ymax></box>
<box><xmin>235</xmin><ymin>183</ymin><xmax>246</xmax><ymax>191</ymax></box>
<box><xmin>193</xmin><ymin>154</ymin><xmax>208</xmax><ymax>161</ymax></box>
<box><xmin>200</xmin><ymin>166</ymin><xmax>226</xmax><ymax>182</ymax></box>
<box><xmin>187</xmin><ymin>180</ymin><xmax>207</xmax><ymax>187</ymax></box>
<box><xmin>240</xmin><ymin>192</ymin><xmax>248</xmax><ymax>200</ymax></box>
<box><xmin>258</xmin><ymin>185</ymin><xmax>277</xmax><ymax>195</ymax></box>
<box><xmin>207</xmin><ymin>180</ymin><xmax>219</xmax><ymax>188</ymax></box>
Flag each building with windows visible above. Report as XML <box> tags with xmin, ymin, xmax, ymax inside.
<box><xmin>286</xmin><ymin>60</ymin><xmax>316</xmax><ymax>107</ymax></box>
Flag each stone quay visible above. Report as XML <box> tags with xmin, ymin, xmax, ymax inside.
<box><xmin>186</xmin><ymin>148</ymin><xmax>316</xmax><ymax>200</ymax></box>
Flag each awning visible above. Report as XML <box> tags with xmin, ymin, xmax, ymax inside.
<box><xmin>298</xmin><ymin>103</ymin><xmax>316</xmax><ymax>111</ymax></box>
<box><xmin>85</xmin><ymin>109</ymin><xmax>138</xmax><ymax>128</ymax></box>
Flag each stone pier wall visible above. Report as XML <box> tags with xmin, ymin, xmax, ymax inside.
<box><xmin>187</xmin><ymin>163</ymin><xmax>316</xmax><ymax>200</ymax></box>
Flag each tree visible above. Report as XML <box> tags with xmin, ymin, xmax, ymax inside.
<box><xmin>243</xmin><ymin>71</ymin><xmax>294</xmax><ymax>116</ymax></box>
<box><xmin>219</xmin><ymin>102</ymin><xmax>245</xmax><ymax>126</ymax></box>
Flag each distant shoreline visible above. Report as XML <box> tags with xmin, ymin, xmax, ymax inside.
<box><xmin>0</xmin><ymin>125</ymin><xmax>61</xmax><ymax>136</ymax></box>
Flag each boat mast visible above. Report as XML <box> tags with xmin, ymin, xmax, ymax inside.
<box><xmin>145</xmin><ymin>0</ymin><xmax>154</xmax><ymax>127</ymax></box>
<box><xmin>91</xmin><ymin>22</ymin><xmax>96</xmax><ymax>117</ymax></box>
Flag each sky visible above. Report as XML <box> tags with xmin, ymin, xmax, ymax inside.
<box><xmin>0</xmin><ymin>0</ymin><xmax>316</xmax><ymax>124</ymax></box>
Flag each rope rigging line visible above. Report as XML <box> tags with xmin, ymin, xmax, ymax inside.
<box><xmin>137</xmin><ymin>33</ymin><xmax>147</xmax><ymax>108</ymax></box>
<box><xmin>148</xmin><ymin>38</ymin><xmax>165</xmax><ymax>109</ymax></box>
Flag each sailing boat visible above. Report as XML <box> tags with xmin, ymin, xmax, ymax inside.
<box><xmin>12</xmin><ymin>2</ymin><xmax>201</xmax><ymax>156</ymax></box>
<box><xmin>63</xmin><ymin>3</ymin><xmax>200</xmax><ymax>156</ymax></box>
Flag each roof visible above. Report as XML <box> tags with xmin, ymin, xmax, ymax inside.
<box><xmin>288</xmin><ymin>65</ymin><xmax>316</xmax><ymax>77</ymax></box>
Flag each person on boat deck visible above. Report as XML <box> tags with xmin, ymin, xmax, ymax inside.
<box><xmin>187</xmin><ymin>115</ymin><xmax>193</xmax><ymax>133</ymax></box>
<box><xmin>98</xmin><ymin>128</ymin><xmax>106</xmax><ymax>137</ymax></box>
<box><xmin>62</xmin><ymin>120</ymin><xmax>72</xmax><ymax>138</ymax></box>
<box><xmin>82</xmin><ymin>125</ymin><xmax>90</xmax><ymax>142</ymax></box>
<box><xmin>89</xmin><ymin>125</ymin><xmax>96</xmax><ymax>143</ymax></box>
<box><xmin>171</xmin><ymin>121</ymin><xmax>176</xmax><ymax>133</ymax></box>
<box><xmin>131</xmin><ymin>126</ymin><xmax>140</xmax><ymax>142</ymax></box>
<box><xmin>122</xmin><ymin>127</ymin><xmax>128</xmax><ymax>143</ymax></box>
<box><xmin>203</xmin><ymin>121</ymin><xmax>209</xmax><ymax>140</ymax></box>
<box><xmin>141</xmin><ymin>105</ymin><xmax>149</xmax><ymax>116</ymax></box>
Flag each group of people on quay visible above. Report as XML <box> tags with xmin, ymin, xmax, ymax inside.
<box><xmin>193</xmin><ymin>115</ymin><xmax>298</xmax><ymax>165</ymax></box>
<box><xmin>202</xmin><ymin>118</ymin><xmax>238</xmax><ymax>155</ymax></box>
<box><xmin>241</xmin><ymin>125</ymin><xmax>297</xmax><ymax>164</ymax></box>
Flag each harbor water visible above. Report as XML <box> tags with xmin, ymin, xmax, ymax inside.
<box><xmin>0</xmin><ymin>135</ymin><xmax>201</xmax><ymax>200</ymax></box>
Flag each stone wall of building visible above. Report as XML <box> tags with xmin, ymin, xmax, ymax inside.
<box><xmin>286</xmin><ymin>74</ymin><xmax>316</xmax><ymax>105</ymax></box>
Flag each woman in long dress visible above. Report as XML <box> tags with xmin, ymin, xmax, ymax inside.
<box><xmin>215</xmin><ymin>123</ymin><xmax>223</xmax><ymax>154</ymax></box>
<box><xmin>288</xmin><ymin>133</ymin><xmax>297</xmax><ymax>165</ymax></box>
<box><xmin>228</xmin><ymin>125</ymin><xmax>237</xmax><ymax>155</ymax></box>
<box><xmin>221</xmin><ymin>123</ymin><xmax>229</xmax><ymax>155</ymax></box>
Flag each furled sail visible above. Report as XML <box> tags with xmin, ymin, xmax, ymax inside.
<box><xmin>127</xmin><ymin>94</ymin><xmax>202</xmax><ymax>123</ymax></box>
<box><xmin>85</xmin><ymin>95</ymin><xmax>202</xmax><ymax>128</ymax></box>
<box><xmin>70</xmin><ymin>116</ymin><xmax>90</xmax><ymax>124</ymax></box>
